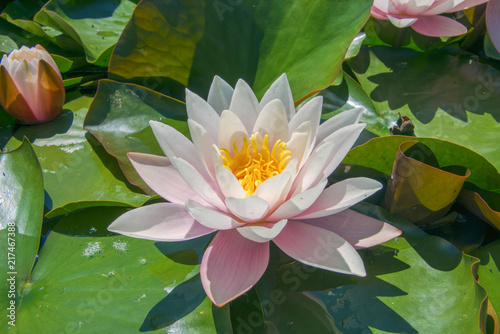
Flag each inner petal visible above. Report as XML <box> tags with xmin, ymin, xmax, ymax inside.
<box><xmin>220</xmin><ymin>132</ymin><xmax>292</xmax><ymax>196</ymax></box>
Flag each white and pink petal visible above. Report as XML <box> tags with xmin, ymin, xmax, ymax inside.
<box><xmin>260</xmin><ymin>73</ymin><xmax>295</xmax><ymax>120</ymax></box>
<box><xmin>273</xmin><ymin>220</ymin><xmax>366</xmax><ymax>276</ymax></box>
<box><xmin>201</xmin><ymin>229</ymin><xmax>269</xmax><ymax>306</ymax></box>
<box><xmin>107</xmin><ymin>203</ymin><xmax>214</xmax><ymax>241</ymax></box>
<box><xmin>268</xmin><ymin>178</ymin><xmax>328</xmax><ymax>221</ymax></box>
<box><xmin>295</xmin><ymin>177</ymin><xmax>383</xmax><ymax>220</ymax></box>
<box><xmin>252</xmin><ymin>99</ymin><xmax>290</xmax><ymax>144</ymax></box>
<box><xmin>186</xmin><ymin>89</ymin><xmax>220</xmax><ymax>142</ymax></box>
<box><xmin>237</xmin><ymin>219</ymin><xmax>288</xmax><ymax>243</ymax></box>
<box><xmin>207</xmin><ymin>75</ymin><xmax>234</xmax><ymax>114</ymax></box>
<box><xmin>186</xmin><ymin>199</ymin><xmax>244</xmax><ymax>230</ymax></box>
<box><xmin>303</xmin><ymin>209</ymin><xmax>402</xmax><ymax>249</ymax></box>
<box><xmin>229</xmin><ymin>79</ymin><xmax>260</xmax><ymax>132</ymax></box>
<box><xmin>128</xmin><ymin>152</ymin><xmax>208</xmax><ymax>206</ymax></box>
<box><xmin>225</xmin><ymin>196</ymin><xmax>270</xmax><ymax>222</ymax></box>
<box><xmin>171</xmin><ymin>157</ymin><xmax>226</xmax><ymax>211</ymax></box>
<box><xmin>411</xmin><ymin>15</ymin><xmax>467</xmax><ymax>36</ymax></box>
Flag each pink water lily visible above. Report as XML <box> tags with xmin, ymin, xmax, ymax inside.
<box><xmin>0</xmin><ymin>45</ymin><xmax>65</xmax><ymax>124</ymax></box>
<box><xmin>108</xmin><ymin>74</ymin><xmax>401</xmax><ymax>306</ymax></box>
<box><xmin>371</xmin><ymin>0</ymin><xmax>489</xmax><ymax>37</ymax></box>
<box><xmin>487</xmin><ymin>0</ymin><xmax>500</xmax><ymax>52</ymax></box>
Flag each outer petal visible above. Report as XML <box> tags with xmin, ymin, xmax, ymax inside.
<box><xmin>128</xmin><ymin>152</ymin><xmax>209</xmax><ymax>205</ymax></box>
<box><xmin>273</xmin><ymin>221</ymin><xmax>366</xmax><ymax>276</ymax></box>
<box><xmin>225</xmin><ymin>196</ymin><xmax>270</xmax><ymax>222</ymax></box>
<box><xmin>108</xmin><ymin>203</ymin><xmax>214</xmax><ymax>241</ymax></box>
<box><xmin>201</xmin><ymin>229</ymin><xmax>269</xmax><ymax>306</ymax></box>
<box><xmin>268</xmin><ymin>178</ymin><xmax>328</xmax><ymax>221</ymax></box>
<box><xmin>411</xmin><ymin>15</ymin><xmax>467</xmax><ymax>36</ymax></box>
<box><xmin>371</xmin><ymin>6</ymin><xmax>390</xmax><ymax>19</ymax></box>
<box><xmin>445</xmin><ymin>0</ymin><xmax>489</xmax><ymax>12</ymax></box>
<box><xmin>36</xmin><ymin>59</ymin><xmax>65</xmax><ymax>121</ymax></box>
<box><xmin>303</xmin><ymin>209</ymin><xmax>402</xmax><ymax>249</ymax></box>
<box><xmin>186</xmin><ymin>199</ymin><xmax>244</xmax><ymax>230</ymax></box>
<box><xmin>237</xmin><ymin>219</ymin><xmax>288</xmax><ymax>243</ymax></box>
<box><xmin>207</xmin><ymin>75</ymin><xmax>234</xmax><ymax>113</ymax></box>
<box><xmin>0</xmin><ymin>65</ymin><xmax>35</xmax><ymax>123</ymax></box>
<box><xmin>35</xmin><ymin>45</ymin><xmax>62</xmax><ymax>79</ymax></box>
<box><xmin>186</xmin><ymin>89</ymin><xmax>220</xmax><ymax>142</ymax></box>
<box><xmin>316</xmin><ymin>108</ymin><xmax>364</xmax><ymax>146</ymax></box>
<box><xmin>229</xmin><ymin>79</ymin><xmax>260</xmax><ymax>132</ymax></box>
<box><xmin>487</xmin><ymin>0</ymin><xmax>500</xmax><ymax>52</ymax></box>
<box><xmin>252</xmin><ymin>99</ymin><xmax>289</xmax><ymax>144</ymax></box>
<box><xmin>424</xmin><ymin>0</ymin><xmax>466</xmax><ymax>15</ymax></box>
<box><xmin>259</xmin><ymin>73</ymin><xmax>295</xmax><ymax>120</ymax></box>
<box><xmin>295</xmin><ymin>178</ymin><xmax>383</xmax><ymax>220</ymax></box>
<box><xmin>12</xmin><ymin>59</ymin><xmax>38</xmax><ymax>116</ymax></box>
<box><xmin>150</xmin><ymin>120</ymin><xmax>210</xmax><ymax>180</ymax></box>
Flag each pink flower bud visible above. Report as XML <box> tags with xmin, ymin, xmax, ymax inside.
<box><xmin>0</xmin><ymin>45</ymin><xmax>65</xmax><ymax>124</ymax></box>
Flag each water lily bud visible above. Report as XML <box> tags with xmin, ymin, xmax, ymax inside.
<box><xmin>0</xmin><ymin>45</ymin><xmax>65</xmax><ymax>124</ymax></box>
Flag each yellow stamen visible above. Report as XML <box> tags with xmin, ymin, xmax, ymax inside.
<box><xmin>220</xmin><ymin>133</ymin><xmax>291</xmax><ymax>196</ymax></box>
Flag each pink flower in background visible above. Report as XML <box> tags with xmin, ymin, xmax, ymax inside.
<box><xmin>108</xmin><ymin>74</ymin><xmax>401</xmax><ymax>306</ymax></box>
<box><xmin>487</xmin><ymin>0</ymin><xmax>500</xmax><ymax>52</ymax></box>
<box><xmin>371</xmin><ymin>0</ymin><xmax>489</xmax><ymax>37</ymax></box>
<box><xmin>0</xmin><ymin>45</ymin><xmax>65</xmax><ymax>124</ymax></box>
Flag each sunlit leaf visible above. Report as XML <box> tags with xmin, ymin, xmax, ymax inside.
<box><xmin>0</xmin><ymin>139</ymin><xmax>43</xmax><ymax>325</ymax></box>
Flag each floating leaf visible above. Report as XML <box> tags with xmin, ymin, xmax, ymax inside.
<box><xmin>0</xmin><ymin>139</ymin><xmax>43</xmax><ymax>316</ymax></box>
<box><xmin>34</xmin><ymin>0</ymin><xmax>137</xmax><ymax>66</ymax></box>
<box><xmin>84</xmin><ymin>80</ymin><xmax>189</xmax><ymax>194</ymax></box>
<box><xmin>460</xmin><ymin>190</ymin><xmax>500</xmax><ymax>230</ymax></box>
<box><xmin>340</xmin><ymin>136</ymin><xmax>500</xmax><ymax>194</ymax></box>
<box><xmin>109</xmin><ymin>0</ymin><xmax>373</xmax><ymax>100</ymax></box>
<box><xmin>348</xmin><ymin>46</ymin><xmax>500</xmax><ymax>169</ymax></box>
<box><xmin>4</xmin><ymin>91</ymin><xmax>149</xmax><ymax>217</ymax></box>
<box><xmin>475</xmin><ymin>240</ymin><xmax>500</xmax><ymax>324</ymax></box>
<box><xmin>383</xmin><ymin>141</ymin><xmax>470</xmax><ymax>225</ymax></box>
<box><xmin>15</xmin><ymin>205</ymin><xmax>218</xmax><ymax>333</ymax></box>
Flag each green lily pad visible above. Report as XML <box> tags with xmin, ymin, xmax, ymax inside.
<box><xmin>109</xmin><ymin>0</ymin><xmax>373</xmax><ymax>100</ymax></box>
<box><xmin>15</xmin><ymin>205</ymin><xmax>218</xmax><ymax>333</ymax></box>
<box><xmin>460</xmin><ymin>190</ymin><xmax>500</xmax><ymax>230</ymax></box>
<box><xmin>0</xmin><ymin>139</ymin><xmax>43</xmax><ymax>326</ymax></box>
<box><xmin>226</xmin><ymin>203</ymin><xmax>487</xmax><ymax>333</ymax></box>
<box><xmin>4</xmin><ymin>90</ymin><xmax>149</xmax><ymax>218</ymax></box>
<box><xmin>383</xmin><ymin>141</ymin><xmax>471</xmax><ymax>225</ymax></box>
<box><xmin>84</xmin><ymin>79</ymin><xmax>189</xmax><ymax>194</ymax></box>
<box><xmin>475</xmin><ymin>240</ymin><xmax>500</xmax><ymax>320</ymax></box>
<box><xmin>319</xmin><ymin>72</ymin><xmax>390</xmax><ymax>139</ymax></box>
<box><xmin>348</xmin><ymin>46</ymin><xmax>500</xmax><ymax>170</ymax></box>
<box><xmin>34</xmin><ymin>0</ymin><xmax>138</xmax><ymax>66</ymax></box>
<box><xmin>340</xmin><ymin>136</ymin><xmax>500</xmax><ymax>194</ymax></box>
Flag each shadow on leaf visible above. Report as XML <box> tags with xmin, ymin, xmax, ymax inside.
<box><xmin>139</xmin><ymin>274</ymin><xmax>206</xmax><ymax>331</ymax></box>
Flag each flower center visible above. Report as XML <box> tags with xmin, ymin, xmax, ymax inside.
<box><xmin>220</xmin><ymin>133</ymin><xmax>291</xmax><ymax>196</ymax></box>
